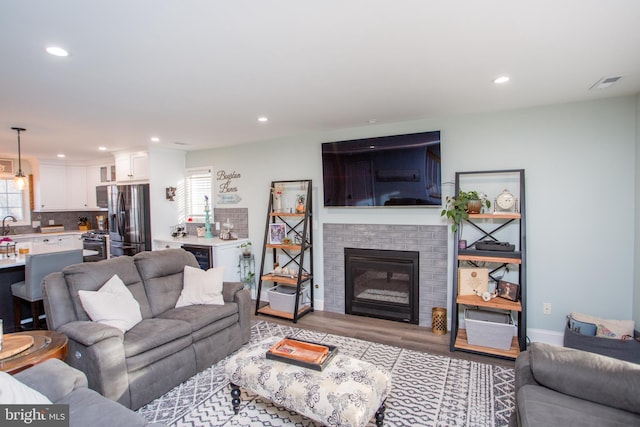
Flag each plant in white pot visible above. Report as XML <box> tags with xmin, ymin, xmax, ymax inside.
<box><xmin>440</xmin><ymin>190</ymin><xmax>491</xmax><ymax>232</ymax></box>
<box><xmin>238</xmin><ymin>241</ymin><xmax>252</xmax><ymax>257</ymax></box>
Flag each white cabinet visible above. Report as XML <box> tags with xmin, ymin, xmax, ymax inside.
<box><xmin>38</xmin><ymin>163</ymin><xmax>89</xmax><ymax>210</ymax></box>
<box><xmin>213</xmin><ymin>241</ymin><xmax>245</xmax><ymax>282</ymax></box>
<box><xmin>67</xmin><ymin>166</ymin><xmax>89</xmax><ymax>209</ymax></box>
<box><xmin>115</xmin><ymin>151</ymin><xmax>149</xmax><ymax>182</ymax></box>
<box><xmin>32</xmin><ymin>235</ymin><xmax>62</xmax><ymax>250</ymax></box>
<box><xmin>86</xmin><ymin>165</ymin><xmax>102</xmax><ymax>209</ymax></box>
<box><xmin>57</xmin><ymin>234</ymin><xmax>82</xmax><ymax>249</ymax></box>
<box><xmin>100</xmin><ymin>164</ymin><xmax>116</xmax><ymax>183</ymax></box>
<box><xmin>38</xmin><ymin>163</ymin><xmax>68</xmax><ymax>211</ymax></box>
<box><xmin>28</xmin><ymin>233</ymin><xmax>83</xmax><ymax>251</ymax></box>
<box><xmin>153</xmin><ymin>239</ymin><xmax>184</xmax><ymax>250</ymax></box>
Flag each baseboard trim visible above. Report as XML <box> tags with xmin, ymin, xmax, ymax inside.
<box><xmin>527</xmin><ymin>328</ymin><xmax>564</xmax><ymax>346</ymax></box>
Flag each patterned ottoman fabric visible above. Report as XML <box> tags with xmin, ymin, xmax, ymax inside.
<box><xmin>225</xmin><ymin>336</ymin><xmax>392</xmax><ymax>427</ymax></box>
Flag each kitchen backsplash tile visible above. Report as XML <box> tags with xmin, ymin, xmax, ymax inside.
<box><xmin>185</xmin><ymin>208</ymin><xmax>248</xmax><ymax>238</ymax></box>
<box><xmin>9</xmin><ymin>210</ymin><xmax>107</xmax><ymax>235</ymax></box>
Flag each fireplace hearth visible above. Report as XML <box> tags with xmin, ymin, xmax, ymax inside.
<box><xmin>345</xmin><ymin>248</ymin><xmax>419</xmax><ymax>324</ymax></box>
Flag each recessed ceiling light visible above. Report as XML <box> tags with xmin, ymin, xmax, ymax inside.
<box><xmin>46</xmin><ymin>46</ymin><xmax>69</xmax><ymax>57</ymax></box>
<box><xmin>368</xmin><ymin>119</ymin><xmax>378</xmax><ymax>124</ymax></box>
<box><xmin>98</xmin><ymin>146</ymin><xmax>107</xmax><ymax>151</ymax></box>
<box><xmin>493</xmin><ymin>76</ymin><xmax>510</xmax><ymax>84</ymax></box>
<box><xmin>57</xmin><ymin>154</ymin><xmax>65</xmax><ymax>158</ymax></box>
<box><xmin>150</xmin><ymin>137</ymin><xmax>160</xmax><ymax>142</ymax></box>
<box><xmin>258</xmin><ymin>116</ymin><xmax>268</xmax><ymax>123</ymax></box>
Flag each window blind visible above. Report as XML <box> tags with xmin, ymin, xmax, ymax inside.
<box><xmin>185</xmin><ymin>167</ymin><xmax>212</xmax><ymax>221</ymax></box>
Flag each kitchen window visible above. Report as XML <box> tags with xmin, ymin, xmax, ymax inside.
<box><xmin>185</xmin><ymin>167</ymin><xmax>212</xmax><ymax>222</ymax></box>
<box><xmin>0</xmin><ymin>177</ymin><xmax>28</xmax><ymax>223</ymax></box>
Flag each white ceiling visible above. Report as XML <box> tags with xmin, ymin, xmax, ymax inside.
<box><xmin>1</xmin><ymin>1</ymin><xmax>640</xmax><ymax>162</ymax></box>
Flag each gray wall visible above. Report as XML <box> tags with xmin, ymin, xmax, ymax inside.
<box><xmin>186</xmin><ymin>95</ymin><xmax>638</xmax><ymax>338</ymax></box>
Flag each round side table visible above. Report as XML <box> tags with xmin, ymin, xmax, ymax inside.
<box><xmin>0</xmin><ymin>330</ymin><xmax>68</xmax><ymax>375</ymax></box>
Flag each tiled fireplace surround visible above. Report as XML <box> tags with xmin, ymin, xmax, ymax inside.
<box><xmin>323</xmin><ymin>223</ymin><xmax>448</xmax><ymax>328</ymax></box>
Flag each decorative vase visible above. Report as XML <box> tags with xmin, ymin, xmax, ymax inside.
<box><xmin>275</xmin><ymin>196</ymin><xmax>282</xmax><ymax>213</ymax></box>
<box><xmin>466</xmin><ymin>199</ymin><xmax>482</xmax><ymax>214</ymax></box>
<box><xmin>295</xmin><ymin>195</ymin><xmax>305</xmax><ymax>213</ymax></box>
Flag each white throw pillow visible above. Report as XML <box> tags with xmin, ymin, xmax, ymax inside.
<box><xmin>571</xmin><ymin>312</ymin><xmax>635</xmax><ymax>339</ymax></box>
<box><xmin>78</xmin><ymin>274</ymin><xmax>143</xmax><ymax>333</ymax></box>
<box><xmin>176</xmin><ymin>265</ymin><xmax>225</xmax><ymax>307</ymax></box>
<box><xmin>0</xmin><ymin>371</ymin><xmax>52</xmax><ymax>404</ymax></box>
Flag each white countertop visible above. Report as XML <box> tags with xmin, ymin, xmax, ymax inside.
<box><xmin>0</xmin><ymin>248</ymin><xmax>97</xmax><ymax>270</ymax></box>
<box><xmin>154</xmin><ymin>235</ymin><xmax>248</xmax><ymax>247</ymax></box>
<box><xmin>5</xmin><ymin>231</ymin><xmax>84</xmax><ymax>240</ymax></box>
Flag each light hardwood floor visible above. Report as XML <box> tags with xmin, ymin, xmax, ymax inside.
<box><xmin>252</xmin><ymin>309</ymin><xmax>515</xmax><ymax>369</ymax></box>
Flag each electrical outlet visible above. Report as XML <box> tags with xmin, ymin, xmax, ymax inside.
<box><xmin>49</xmin><ymin>219</ymin><xmax>55</xmax><ymax>225</ymax></box>
<box><xmin>543</xmin><ymin>303</ymin><xmax>552</xmax><ymax>315</ymax></box>
<box><xmin>32</xmin><ymin>220</ymin><xmax>41</xmax><ymax>228</ymax></box>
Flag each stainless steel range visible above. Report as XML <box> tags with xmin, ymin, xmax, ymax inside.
<box><xmin>81</xmin><ymin>230</ymin><xmax>110</xmax><ymax>262</ymax></box>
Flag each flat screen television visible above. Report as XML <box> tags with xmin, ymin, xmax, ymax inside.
<box><xmin>322</xmin><ymin>130</ymin><xmax>441</xmax><ymax>207</ymax></box>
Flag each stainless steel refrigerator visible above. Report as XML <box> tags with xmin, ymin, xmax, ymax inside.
<box><xmin>108</xmin><ymin>184</ymin><xmax>151</xmax><ymax>257</ymax></box>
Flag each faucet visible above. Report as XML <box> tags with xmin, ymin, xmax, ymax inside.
<box><xmin>2</xmin><ymin>215</ymin><xmax>17</xmax><ymax>236</ymax></box>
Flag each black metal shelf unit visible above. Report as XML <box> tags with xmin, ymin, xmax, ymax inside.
<box><xmin>255</xmin><ymin>179</ymin><xmax>314</xmax><ymax>323</ymax></box>
<box><xmin>449</xmin><ymin>169</ymin><xmax>527</xmax><ymax>359</ymax></box>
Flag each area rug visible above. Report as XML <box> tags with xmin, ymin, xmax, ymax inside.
<box><xmin>137</xmin><ymin>321</ymin><xmax>515</xmax><ymax>426</ymax></box>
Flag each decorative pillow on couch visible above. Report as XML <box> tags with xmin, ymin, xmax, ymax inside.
<box><xmin>78</xmin><ymin>274</ymin><xmax>143</xmax><ymax>333</ymax></box>
<box><xmin>0</xmin><ymin>371</ymin><xmax>51</xmax><ymax>404</ymax></box>
<box><xmin>571</xmin><ymin>312</ymin><xmax>635</xmax><ymax>339</ymax></box>
<box><xmin>176</xmin><ymin>265</ymin><xmax>225</xmax><ymax>307</ymax></box>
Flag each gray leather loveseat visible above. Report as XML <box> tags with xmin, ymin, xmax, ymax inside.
<box><xmin>41</xmin><ymin>249</ymin><xmax>251</xmax><ymax>410</ymax></box>
<box><xmin>12</xmin><ymin>359</ymin><xmax>165</xmax><ymax>427</ymax></box>
<box><xmin>510</xmin><ymin>342</ymin><xmax>640</xmax><ymax>426</ymax></box>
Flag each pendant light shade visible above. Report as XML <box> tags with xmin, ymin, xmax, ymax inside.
<box><xmin>11</xmin><ymin>127</ymin><xmax>27</xmax><ymax>190</ymax></box>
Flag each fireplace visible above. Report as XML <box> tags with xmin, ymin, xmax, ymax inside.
<box><xmin>345</xmin><ymin>248</ymin><xmax>419</xmax><ymax>324</ymax></box>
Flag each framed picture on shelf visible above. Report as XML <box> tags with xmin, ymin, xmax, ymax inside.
<box><xmin>497</xmin><ymin>280</ymin><xmax>520</xmax><ymax>301</ymax></box>
<box><xmin>269</xmin><ymin>223</ymin><xmax>286</xmax><ymax>244</ymax></box>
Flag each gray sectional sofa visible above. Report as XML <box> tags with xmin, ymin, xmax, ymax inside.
<box><xmin>13</xmin><ymin>359</ymin><xmax>166</xmax><ymax>427</ymax></box>
<box><xmin>510</xmin><ymin>342</ymin><xmax>640</xmax><ymax>426</ymax></box>
<box><xmin>41</xmin><ymin>249</ymin><xmax>251</xmax><ymax>410</ymax></box>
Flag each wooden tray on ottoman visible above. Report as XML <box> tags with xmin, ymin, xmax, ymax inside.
<box><xmin>266</xmin><ymin>337</ymin><xmax>338</xmax><ymax>371</ymax></box>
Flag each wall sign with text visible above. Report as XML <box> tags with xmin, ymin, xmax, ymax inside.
<box><xmin>216</xmin><ymin>170</ymin><xmax>243</xmax><ymax>204</ymax></box>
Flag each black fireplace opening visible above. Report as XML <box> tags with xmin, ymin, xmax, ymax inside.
<box><xmin>345</xmin><ymin>248</ymin><xmax>419</xmax><ymax>324</ymax></box>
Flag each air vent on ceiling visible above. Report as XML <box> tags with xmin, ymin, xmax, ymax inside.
<box><xmin>174</xmin><ymin>141</ymin><xmax>189</xmax><ymax>146</ymax></box>
<box><xmin>590</xmin><ymin>76</ymin><xmax>622</xmax><ymax>90</ymax></box>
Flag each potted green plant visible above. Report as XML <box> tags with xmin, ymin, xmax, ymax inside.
<box><xmin>238</xmin><ymin>241</ymin><xmax>252</xmax><ymax>257</ymax></box>
<box><xmin>440</xmin><ymin>191</ymin><xmax>491</xmax><ymax>232</ymax></box>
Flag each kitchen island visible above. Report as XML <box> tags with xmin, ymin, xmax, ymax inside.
<box><xmin>0</xmin><ymin>244</ymin><xmax>96</xmax><ymax>333</ymax></box>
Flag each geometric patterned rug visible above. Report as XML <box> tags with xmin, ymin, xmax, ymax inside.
<box><xmin>137</xmin><ymin>320</ymin><xmax>515</xmax><ymax>427</ymax></box>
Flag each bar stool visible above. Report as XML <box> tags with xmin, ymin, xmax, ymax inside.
<box><xmin>11</xmin><ymin>249</ymin><xmax>83</xmax><ymax>330</ymax></box>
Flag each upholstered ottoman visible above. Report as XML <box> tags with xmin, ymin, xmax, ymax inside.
<box><xmin>225</xmin><ymin>337</ymin><xmax>392</xmax><ymax>427</ymax></box>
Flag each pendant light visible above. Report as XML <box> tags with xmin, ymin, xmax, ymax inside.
<box><xmin>11</xmin><ymin>127</ymin><xmax>27</xmax><ymax>190</ymax></box>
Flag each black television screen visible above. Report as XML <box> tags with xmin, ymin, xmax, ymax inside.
<box><xmin>322</xmin><ymin>130</ymin><xmax>441</xmax><ymax>207</ymax></box>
